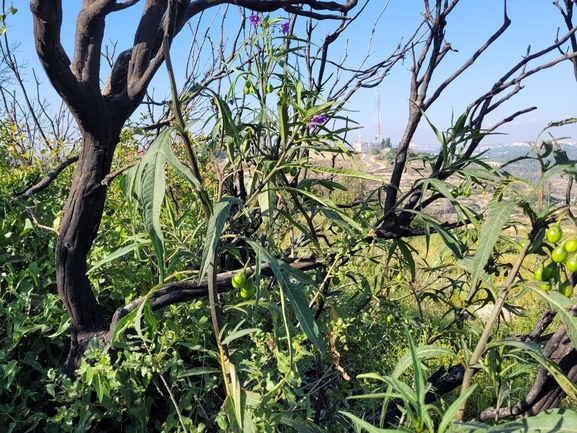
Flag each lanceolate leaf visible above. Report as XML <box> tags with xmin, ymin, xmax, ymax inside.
<box><xmin>437</xmin><ymin>385</ymin><xmax>478</xmax><ymax>433</ymax></box>
<box><xmin>245</xmin><ymin>239</ymin><xmax>325</xmax><ymax>353</ymax></box>
<box><xmin>424</xmin><ymin>178</ymin><xmax>468</xmax><ymax>224</ymax></box>
<box><xmin>301</xmin><ymin>164</ymin><xmax>384</xmax><ymax>183</ymax></box>
<box><xmin>530</xmin><ymin>287</ymin><xmax>577</xmax><ymax>347</ymax></box>
<box><xmin>393</xmin><ymin>240</ymin><xmax>416</xmax><ymax>280</ymax></box>
<box><xmin>279</xmin><ymin>413</ymin><xmax>328</xmax><ymax>433</ymax></box>
<box><xmin>130</xmin><ymin>126</ymin><xmax>202</xmax><ymax>282</ymax></box>
<box><xmin>87</xmin><ymin>237</ymin><xmax>151</xmax><ymax>274</ymax></box>
<box><xmin>283</xmin><ymin>186</ymin><xmax>362</xmax><ymax>232</ymax></box>
<box><xmin>392</xmin><ymin>345</ymin><xmax>455</xmax><ymax>379</ymax></box>
<box><xmin>138</xmin><ymin>128</ymin><xmax>173</xmax><ymax>281</ymax></box>
<box><xmin>406</xmin><ymin>210</ymin><xmax>462</xmax><ymax>259</ymax></box>
<box><xmin>468</xmin><ymin>200</ymin><xmax>513</xmax><ymax>299</ymax></box>
<box><xmin>198</xmin><ymin>196</ymin><xmax>242</xmax><ymax>284</ymax></box>
<box><xmin>339</xmin><ymin>411</ymin><xmax>400</xmax><ymax>433</ymax></box>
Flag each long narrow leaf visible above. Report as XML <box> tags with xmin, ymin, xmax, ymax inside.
<box><xmin>246</xmin><ymin>240</ymin><xmax>325</xmax><ymax>353</ymax></box>
<box><xmin>448</xmin><ymin>408</ymin><xmax>577</xmax><ymax>432</ymax></box>
<box><xmin>198</xmin><ymin>196</ymin><xmax>241</xmax><ymax>283</ymax></box>
<box><xmin>468</xmin><ymin>201</ymin><xmax>513</xmax><ymax>298</ymax></box>
<box><xmin>87</xmin><ymin>238</ymin><xmax>151</xmax><ymax>274</ymax></box>
<box><xmin>392</xmin><ymin>345</ymin><xmax>455</xmax><ymax>379</ymax></box>
<box><xmin>339</xmin><ymin>411</ymin><xmax>400</xmax><ymax>433</ymax></box>
<box><xmin>437</xmin><ymin>384</ymin><xmax>478</xmax><ymax>433</ymax></box>
<box><xmin>527</xmin><ymin>286</ymin><xmax>577</xmax><ymax>350</ymax></box>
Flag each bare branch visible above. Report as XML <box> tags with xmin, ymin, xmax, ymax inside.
<box><xmin>101</xmin><ymin>160</ymin><xmax>140</xmax><ymax>186</ymax></box>
<box><xmin>16</xmin><ymin>154</ymin><xmax>79</xmax><ymax>197</ymax></box>
<box><xmin>106</xmin><ymin>257</ymin><xmax>321</xmax><ymax>338</ymax></box>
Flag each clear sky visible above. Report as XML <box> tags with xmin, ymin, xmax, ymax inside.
<box><xmin>5</xmin><ymin>1</ymin><xmax>577</xmax><ymax>146</ymax></box>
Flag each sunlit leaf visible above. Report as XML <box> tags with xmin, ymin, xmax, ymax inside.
<box><xmin>198</xmin><ymin>196</ymin><xmax>242</xmax><ymax>284</ymax></box>
<box><xmin>468</xmin><ymin>201</ymin><xmax>513</xmax><ymax>299</ymax></box>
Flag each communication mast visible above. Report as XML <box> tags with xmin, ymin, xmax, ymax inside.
<box><xmin>373</xmin><ymin>86</ymin><xmax>382</xmax><ymax>144</ymax></box>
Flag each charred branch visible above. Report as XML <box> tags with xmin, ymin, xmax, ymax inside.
<box><xmin>106</xmin><ymin>257</ymin><xmax>321</xmax><ymax>340</ymax></box>
<box><xmin>15</xmin><ymin>154</ymin><xmax>79</xmax><ymax>197</ymax></box>
<box><xmin>479</xmin><ymin>305</ymin><xmax>577</xmax><ymax>421</ymax></box>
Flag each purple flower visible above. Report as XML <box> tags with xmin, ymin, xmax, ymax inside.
<box><xmin>309</xmin><ymin>113</ymin><xmax>327</xmax><ymax>130</ymax></box>
<box><xmin>249</xmin><ymin>13</ymin><xmax>261</xmax><ymax>26</ymax></box>
<box><xmin>281</xmin><ymin>21</ymin><xmax>290</xmax><ymax>35</ymax></box>
<box><xmin>229</xmin><ymin>99</ymin><xmax>234</xmax><ymax>106</ymax></box>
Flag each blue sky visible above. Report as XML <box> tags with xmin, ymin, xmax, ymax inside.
<box><xmin>5</xmin><ymin>1</ymin><xmax>577</xmax><ymax>146</ymax></box>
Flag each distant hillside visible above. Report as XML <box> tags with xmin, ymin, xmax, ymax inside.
<box><xmin>413</xmin><ymin>141</ymin><xmax>577</xmax><ymax>183</ymax></box>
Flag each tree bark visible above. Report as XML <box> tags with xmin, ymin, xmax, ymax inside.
<box><xmin>56</xmin><ymin>129</ymin><xmax>122</xmax><ymax>374</ymax></box>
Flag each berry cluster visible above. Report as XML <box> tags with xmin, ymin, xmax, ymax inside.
<box><xmin>231</xmin><ymin>269</ymin><xmax>256</xmax><ymax>298</ymax></box>
<box><xmin>533</xmin><ymin>224</ymin><xmax>576</xmax><ymax>297</ymax></box>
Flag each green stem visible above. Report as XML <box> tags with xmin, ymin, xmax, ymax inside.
<box><xmin>163</xmin><ymin>37</ymin><xmax>227</xmax><ymax>368</ymax></box>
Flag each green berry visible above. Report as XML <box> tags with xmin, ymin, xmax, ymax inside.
<box><xmin>565</xmin><ymin>238</ymin><xmax>577</xmax><ymax>253</ymax></box>
<box><xmin>567</xmin><ymin>255</ymin><xmax>577</xmax><ymax>273</ymax></box>
<box><xmin>559</xmin><ymin>281</ymin><xmax>574</xmax><ymax>297</ymax></box>
<box><xmin>534</xmin><ymin>263</ymin><xmax>545</xmax><ymax>281</ymax></box>
<box><xmin>551</xmin><ymin>245</ymin><xmax>568</xmax><ymax>263</ymax></box>
<box><xmin>239</xmin><ymin>281</ymin><xmax>255</xmax><ymax>298</ymax></box>
<box><xmin>232</xmin><ymin>270</ymin><xmax>247</xmax><ymax>289</ymax></box>
<box><xmin>546</xmin><ymin>225</ymin><xmax>563</xmax><ymax>244</ymax></box>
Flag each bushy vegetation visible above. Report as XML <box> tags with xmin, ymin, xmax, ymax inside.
<box><xmin>4</xmin><ymin>1</ymin><xmax>577</xmax><ymax>432</ymax></box>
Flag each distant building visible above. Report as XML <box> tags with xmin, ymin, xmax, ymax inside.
<box><xmin>352</xmin><ymin>131</ymin><xmax>384</xmax><ymax>153</ymax></box>
<box><xmin>353</xmin><ymin>141</ymin><xmax>382</xmax><ymax>153</ymax></box>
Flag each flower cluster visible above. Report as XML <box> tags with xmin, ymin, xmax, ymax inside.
<box><xmin>248</xmin><ymin>14</ymin><xmax>289</xmax><ymax>36</ymax></box>
<box><xmin>309</xmin><ymin>114</ymin><xmax>328</xmax><ymax>130</ymax></box>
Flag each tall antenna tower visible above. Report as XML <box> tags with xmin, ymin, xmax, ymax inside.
<box><xmin>374</xmin><ymin>86</ymin><xmax>382</xmax><ymax>144</ymax></box>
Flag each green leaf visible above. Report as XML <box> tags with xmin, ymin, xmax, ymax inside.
<box><xmin>87</xmin><ymin>238</ymin><xmax>151</xmax><ymax>274</ymax></box>
<box><xmin>529</xmin><ymin>286</ymin><xmax>577</xmax><ymax>346</ymax></box>
<box><xmin>468</xmin><ymin>201</ymin><xmax>513</xmax><ymax>298</ymax></box>
<box><xmin>527</xmin><ymin>284</ymin><xmax>577</xmax><ymax>345</ymax></box>
<box><xmin>279</xmin><ymin>413</ymin><xmax>328</xmax><ymax>433</ymax></box>
<box><xmin>137</xmin><ymin>130</ymin><xmax>172</xmax><ymax>281</ymax></box>
<box><xmin>177</xmin><ymin>367</ymin><xmax>220</xmax><ymax>378</ymax></box>
<box><xmin>393</xmin><ymin>240</ymin><xmax>416</xmax><ymax>281</ymax></box>
<box><xmin>456</xmin><ymin>258</ymin><xmax>494</xmax><ymax>292</ymax></box>
<box><xmin>21</xmin><ymin>218</ymin><xmax>33</xmax><ymax>236</ymax></box>
<box><xmin>437</xmin><ymin>384</ymin><xmax>477</xmax><ymax>433</ymax></box>
<box><xmin>221</xmin><ymin>328</ymin><xmax>260</xmax><ymax>346</ymax></box>
<box><xmin>283</xmin><ymin>186</ymin><xmax>362</xmax><ymax>232</ymax></box>
<box><xmin>448</xmin><ymin>409</ymin><xmax>577</xmax><ymax>432</ymax></box>
<box><xmin>408</xmin><ymin>210</ymin><xmax>463</xmax><ymax>259</ymax></box>
<box><xmin>278</xmin><ymin>98</ymin><xmax>289</xmax><ymax>147</ymax></box>
<box><xmin>392</xmin><ymin>345</ymin><xmax>455</xmax><ymax>379</ymax></box>
<box><xmin>258</xmin><ymin>188</ymin><xmax>275</xmax><ymax>220</ymax></box>
<box><xmin>198</xmin><ymin>196</ymin><xmax>241</xmax><ymax>284</ymax></box>
<box><xmin>487</xmin><ymin>339</ymin><xmax>577</xmax><ymax>403</ymax></box>
<box><xmin>424</xmin><ymin>178</ymin><xmax>467</xmax><ymax>223</ymax></box>
<box><xmin>339</xmin><ymin>411</ymin><xmax>401</xmax><ymax>432</ymax></box>
<box><xmin>301</xmin><ymin>163</ymin><xmax>384</xmax><ymax>183</ymax></box>
<box><xmin>93</xmin><ymin>372</ymin><xmax>108</xmax><ymax>403</ymax></box>
<box><xmin>245</xmin><ymin>240</ymin><xmax>325</xmax><ymax>353</ymax></box>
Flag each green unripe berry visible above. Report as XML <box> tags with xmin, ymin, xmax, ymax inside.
<box><xmin>546</xmin><ymin>225</ymin><xmax>563</xmax><ymax>244</ymax></box>
<box><xmin>232</xmin><ymin>270</ymin><xmax>247</xmax><ymax>289</ymax></box>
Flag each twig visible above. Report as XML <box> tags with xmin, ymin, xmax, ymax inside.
<box><xmin>101</xmin><ymin>160</ymin><xmax>140</xmax><ymax>186</ymax></box>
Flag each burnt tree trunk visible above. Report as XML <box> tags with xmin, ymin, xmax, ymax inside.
<box><xmin>56</xmin><ymin>126</ymin><xmax>123</xmax><ymax>374</ymax></box>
